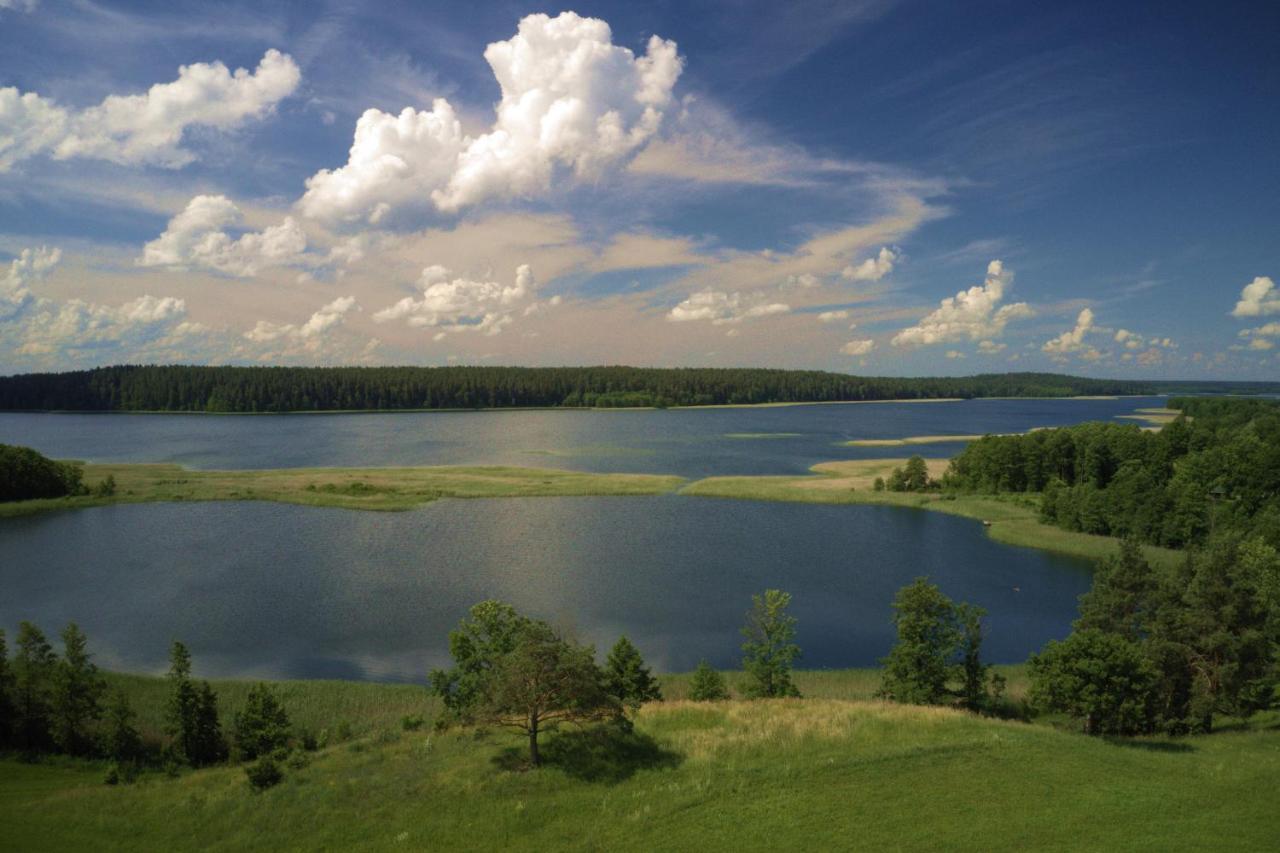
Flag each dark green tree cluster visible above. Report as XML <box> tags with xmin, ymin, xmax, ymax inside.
<box><xmin>943</xmin><ymin>398</ymin><xmax>1280</xmax><ymax>548</ymax></box>
<box><xmin>883</xmin><ymin>455</ymin><xmax>937</xmax><ymax>493</ymax></box>
<box><xmin>0</xmin><ymin>621</ymin><xmax>141</xmax><ymax>765</ymax></box>
<box><xmin>163</xmin><ymin>642</ymin><xmax>227</xmax><ymax>767</ymax></box>
<box><xmin>0</xmin><ymin>444</ymin><xmax>84</xmax><ymax>502</ymax></box>
<box><xmin>430</xmin><ymin>601</ymin><xmax>659</xmax><ymax>766</ymax></box>
<box><xmin>877</xmin><ymin>578</ymin><xmax>1000</xmax><ymax>712</ymax></box>
<box><xmin>0</xmin><ymin>365</ymin><xmax>1164</xmax><ymax>412</ymax></box>
<box><xmin>1029</xmin><ymin>537</ymin><xmax>1280</xmax><ymax>735</ymax></box>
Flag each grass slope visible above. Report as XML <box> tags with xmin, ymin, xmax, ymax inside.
<box><xmin>2</xmin><ymin>669</ymin><xmax>1276</xmax><ymax>852</ymax></box>
<box><xmin>681</xmin><ymin>459</ymin><xmax>1182</xmax><ymax>568</ymax></box>
<box><xmin>0</xmin><ymin>463</ymin><xmax>685</xmax><ymax>517</ymax></box>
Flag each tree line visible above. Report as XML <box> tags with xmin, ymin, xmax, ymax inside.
<box><xmin>941</xmin><ymin>397</ymin><xmax>1280</xmax><ymax>548</ymax></box>
<box><xmin>1</xmin><ymin>444</ymin><xmax>115</xmax><ymax>504</ymax></box>
<box><xmin>0</xmin><ymin>366</ymin><xmax>1160</xmax><ymax>412</ymax></box>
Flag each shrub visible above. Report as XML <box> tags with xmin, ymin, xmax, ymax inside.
<box><xmin>245</xmin><ymin>755</ymin><xmax>284</xmax><ymax>791</ymax></box>
<box><xmin>401</xmin><ymin>714</ymin><xmax>426</xmax><ymax>732</ymax></box>
<box><xmin>688</xmin><ymin>661</ymin><xmax>730</xmax><ymax>701</ymax></box>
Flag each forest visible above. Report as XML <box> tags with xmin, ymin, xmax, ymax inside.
<box><xmin>0</xmin><ymin>365</ymin><xmax>1181</xmax><ymax>412</ymax></box>
<box><xmin>942</xmin><ymin>397</ymin><xmax>1280</xmax><ymax>548</ymax></box>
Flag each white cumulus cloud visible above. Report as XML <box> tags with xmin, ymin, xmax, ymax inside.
<box><xmin>138</xmin><ymin>195</ymin><xmax>307</xmax><ymax>277</ymax></box>
<box><xmin>841</xmin><ymin>339</ymin><xmax>875</xmax><ymax>356</ymax></box>
<box><xmin>667</xmin><ymin>289</ymin><xmax>789</xmax><ymax>325</ymax></box>
<box><xmin>1231</xmin><ymin>276</ymin><xmax>1280</xmax><ymax>318</ymax></box>
<box><xmin>1</xmin><ymin>50</ymin><xmax>299</xmax><ymax>171</ymax></box>
<box><xmin>8</xmin><ymin>293</ymin><xmax>188</xmax><ymax>357</ymax></box>
<box><xmin>892</xmin><ymin>260</ymin><xmax>1032</xmax><ymax>346</ymax></box>
<box><xmin>298</xmin><ymin>12</ymin><xmax>682</xmax><ymax>224</ymax></box>
<box><xmin>817</xmin><ymin>310</ymin><xmax>849</xmax><ymax>323</ymax></box>
<box><xmin>373</xmin><ymin>264</ymin><xmax>535</xmax><ymax>336</ymax></box>
<box><xmin>1</xmin><ymin>245</ymin><xmax>61</xmax><ymax>318</ymax></box>
<box><xmin>245</xmin><ymin>296</ymin><xmax>357</xmax><ymax>344</ymax></box>
<box><xmin>1043</xmin><ymin>308</ymin><xmax>1099</xmax><ymax>358</ymax></box>
<box><xmin>842</xmin><ymin>246</ymin><xmax>898</xmax><ymax>281</ymax></box>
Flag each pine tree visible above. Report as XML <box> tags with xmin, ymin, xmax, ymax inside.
<box><xmin>190</xmin><ymin>681</ymin><xmax>228</xmax><ymax>766</ymax></box>
<box><xmin>604</xmin><ymin>636</ymin><xmax>662</xmax><ymax>711</ymax></box>
<box><xmin>234</xmin><ymin>683</ymin><xmax>291</xmax><ymax>760</ymax></box>
<box><xmin>13</xmin><ymin>621</ymin><xmax>56</xmax><ymax>754</ymax></box>
<box><xmin>740</xmin><ymin>589</ymin><xmax>801</xmax><ymax>698</ymax></box>
<box><xmin>164</xmin><ymin>641</ymin><xmax>198</xmax><ymax>763</ymax></box>
<box><xmin>688</xmin><ymin>660</ymin><xmax>729</xmax><ymax>701</ymax></box>
<box><xmin>53</xmin><ymin>623</ymin><xmax>106</xmax><ymax>755</ymax></box>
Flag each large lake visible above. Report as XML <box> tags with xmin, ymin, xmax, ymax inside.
<box><xmin>0</xmin><ymin>396</ymin><xmax>1161</xmax><ymax>681</ymax></box>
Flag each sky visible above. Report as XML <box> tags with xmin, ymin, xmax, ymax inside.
<box><xmin>1</xmin><ymin>0</ymin><xmax>1277</xmax><ymax>377</ymax></box>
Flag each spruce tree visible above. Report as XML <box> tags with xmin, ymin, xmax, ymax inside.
<box><xmin>53</xmin><ymin>622</ymin><xmax>106</xmax><ymax>755</ymax></box>
<box><xmin>740</xmin><ymin>589</ymin><xmax>801</xmax><ymax>698</ymax></box>
<box><xmin>190</xmin><ymin>681</ymin><xmax>228</xmax><ymax>766</ymax></box>
<box><xmin>604</xmin><ymin>636</ymin><xmax>663</xmax><ymax>710</ymax></box>
<box><xmin>164</xmin><ymin>641</ymin><xmax>198</xmax><ymax>763</ymax></box>
<box><xmin>13</xmin><ymin>621</ymin><xmax>56</xmax><ymax>754</ymax></box>
<box><xmin>688</xmin><ymin>660</ymin><xmax>729</xmax><ymax>701</ymax></box>
<box><xmin>234</xmin><ymin>683</ymin><xmax>291</xmax><ymax>760</ymax></box>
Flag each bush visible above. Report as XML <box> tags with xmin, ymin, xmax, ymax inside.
<box><xmin>688</xmin><ymin>661</ymin><xmax>730</xmax><ymax>701</ymax></box>
<box><xmin>0</xmin><ymin>444</ymin><xmax>84</xmax><ymax>502</ymax></box>
<box><xmin>401</xmin><ymin>714</ymin><xmax>426</xmax><ymax>732</ymax></box>
<box><xmin>245</xmin><ymin>756</ymin><xmax>284</xmax><ymax>791</ymax></box>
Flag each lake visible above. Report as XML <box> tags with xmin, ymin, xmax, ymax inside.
<box><xmin>0</xmin><ymin>397</ymin><xmax>1157</xmax><ymax>680</ymax></box>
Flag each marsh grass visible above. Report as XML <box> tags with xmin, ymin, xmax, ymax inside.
<box><xmin>0</xmin><ymin>463</ymin><xmax>686</xmax><ymax>517</ymax></box>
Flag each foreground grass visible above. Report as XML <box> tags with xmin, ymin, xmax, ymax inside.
<box><xmin>682</xmin><ymin>458</ymin><xmax>1182</xmax><ymax>569</ymax></box>
<box><xmin>2</xmin><ymin>669</ymin><xmax>1276</xmax><ymax>852</ymax></box>
<box><xmin>0</xmin><ymin>463</ymin><xmax>686</xmax><ymax>517</ymax></box>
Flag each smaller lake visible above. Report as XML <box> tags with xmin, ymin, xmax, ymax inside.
<box><xmin>0</xmin><ymin>497</ymin><xmax>1092</xmax><ymax>681</ymax></box>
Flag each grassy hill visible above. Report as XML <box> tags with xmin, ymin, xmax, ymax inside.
<box><xmin>3</xmin><ymin>669</ymin><xmax>1277</xmax><ymax>851</ymax></box>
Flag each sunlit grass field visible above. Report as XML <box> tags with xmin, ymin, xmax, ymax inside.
<box><xmin>2</xmin><ymin>667</ymin><xmax>1276</xmax><ymax>851</ymax></box>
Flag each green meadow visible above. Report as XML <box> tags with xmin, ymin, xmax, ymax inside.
<box><xmin>2</xmin><ymin>669</ymin><xmax>1277</xmax><ymax>852</ymax></box>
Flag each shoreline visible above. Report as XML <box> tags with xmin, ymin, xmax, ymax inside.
<box><xmin>1</xmin><ymin>457</ymin><xmax>1180</xmax><ymax>568</ymax></box>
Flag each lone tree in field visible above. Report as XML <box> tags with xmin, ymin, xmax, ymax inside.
<box><xmin>741</xmin><ymin>589</ymin><xmax>801</xmax><ymax>698</ymax></box>
<box><xmin>878</xmin><ymin>578</ymin><xmax>993</xmax><ymax>709</ymax></box>
<box><xmin>430</xmin><ymin>600</ymin><xmax>531</xmax><ymax>724</ymax></box>
<box><xmin>477</xmin><ymin>620</ymin><xmax>620</xmax><ymax>766</ymax></box>
<box><xmin>104</xmin><ymin>688</ymin><xmax>143</xmax><ymax>765</ymax></box>
<box><xmin>52</xmin><ymin>622</ymin><xmax>106</xmax><ymax>755</ymax></box>
<box><xmin>688</xmin><ymin>660</ymin><xmax>730</xmax><ymax>701</ymax></box>
<box><xmin>604</xmin><ymin>636</ymin><xmax>663</xmax><ymax>711</ymax></box>
<box><xmin>13</xmin><ymin>621</ymin><xmax>56</xmax><ymax>754</ymax></box>
<box><xmin>234</xmin><ymin>683</ymin><xmax>292</xmax><ymax>760</ymax></box>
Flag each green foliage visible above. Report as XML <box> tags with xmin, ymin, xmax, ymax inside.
<box><xmin>0</xmin><ymin>444</ymin><xmax>84</xmax><ymax>502</ymax></box>
<box><xmin>245</xmin><ymin>755</ymin><xmax>284</xmax><ymax>791</ymax></box>
<box><xmin>104</xmin><ymin>688</ymin><xmax>143</xmax><ymax>766</ymax></box>
<box><xmin>887</xmin><ymin>455</ymin><xmax>936</xmax><ymax>492</ymax></box>
<box><xmin>400</xmin><ymin>714</ymin><xmax>425</xmax><ymax>731</ymax></box>
<box><xmin>13</xmin><ymin>621</ymin><xmax>56</xmax><ymax>753</ymax></box>
<box><xmin>1033</xmin><ymin>535</ymin><xmax>1279</xmax><ymax>735</ymax></box>
<box><xmin>0</xmin><ymin>630</ymin><xmax>15</xmax><ymax>749</ymax></box>
<box><xmin>1029</xmin><ymin>629</ymin><xmax>1159</xmax><ymax>735</ymax></box>
<box><xmin>740</xmin><ymin>589</ymin><xmax>801</xmax><ymax>698</ymax></box>
<box><xmin>233</xmin><ymin>683</ymin><xmax>291</xmax><ymax>761</ymax></box>
<box><xmin>429</xmin><ymin>600</ymin><xmax>531</xmax><ymax>723</ymax></box>
<box><xmin>93</xmin><ymin>474</ymin><xmax>117</xmax><ymax>497</ymax></box>
<box><xmin>603</xmin><ymin>636</ymin><xmax>662</xmax><ymax>710</ymax></box>
<box><xmin>878</xmin><ymin>579</ymin><xmax>994</xmax><ymax>710</ymax></box>
<box><xmin>688</xmin><ymin>661</ymin><xmax>730</xmax><ymax>701</ymax></box>
<box><xmin>164</xmin><ymin>642</ymin><xmax>227</xmax><ymax>766</ymax></box>
<box><xmin>52</xmin><ymin>623</ymin><xmax>106</xmax><ymax>755</ymax></box>
<box><xmin>945</xmin><ymin>399</ymin><xmax>1280</xmax><ymax>549</ymax></box>
<box><xmin>0</xmin><ymin>365</ymin><xmax>1167</xmax><ymax>413</ymax></box>
<box><xmin>477</xmin><ymin>620</ymin><xmax>620</xmax><ymax>766</ymax></box>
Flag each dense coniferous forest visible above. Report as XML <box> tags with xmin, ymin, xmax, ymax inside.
<box><xmin>943</xmin><ymin>397</ymin><xmax>1280</xmax><ymax>548</ymax></box>
<box><xmin>0</xmin><ymin>365</ymin><xmax>1179</xmax><ymax>412</ymax></box>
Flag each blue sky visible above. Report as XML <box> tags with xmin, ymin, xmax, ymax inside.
<box><xmin>1</xmin><ymin>0</ymin><xmax>1277</xmax><ymax>376</ymax></box>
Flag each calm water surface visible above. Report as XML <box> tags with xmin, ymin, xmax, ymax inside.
<box><xmin>0</xmin><ymin>398</ymin><xmax>1147</xmax><ymax>679</ymax></box>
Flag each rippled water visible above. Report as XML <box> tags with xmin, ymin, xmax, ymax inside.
<box><xmin>0</xmin><ymin>397</ymin><xmax>1147</xmax><ymax>680</ymax></box>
